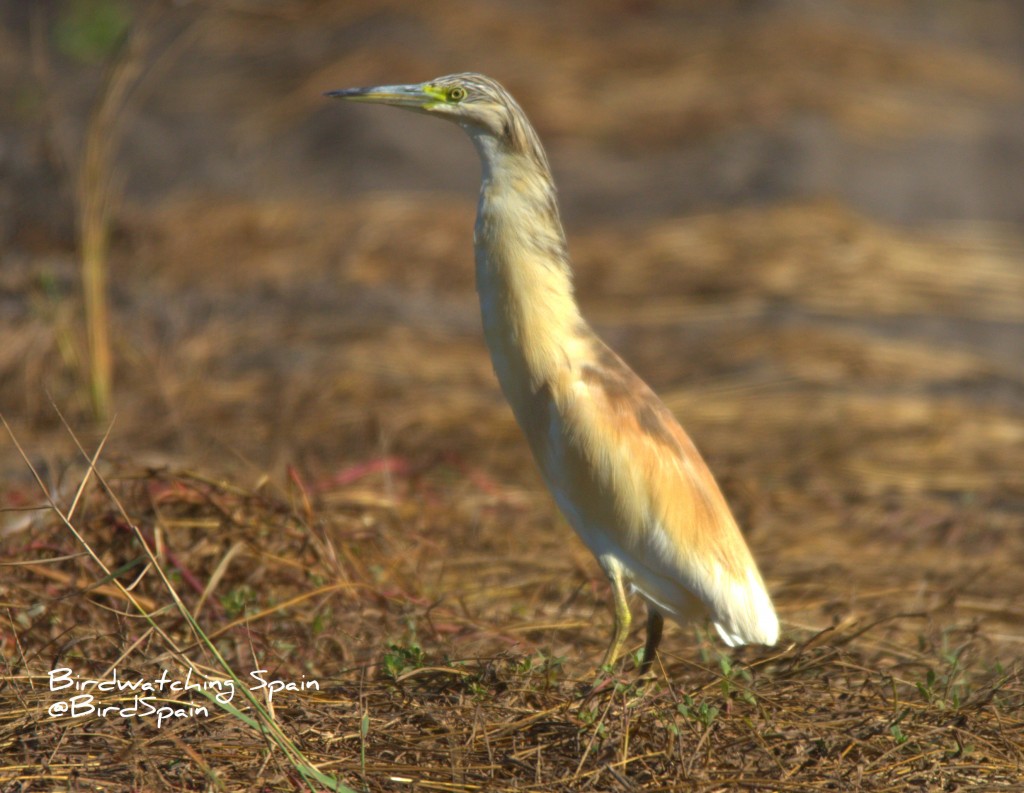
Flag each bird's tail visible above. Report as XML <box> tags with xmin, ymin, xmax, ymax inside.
<box><xmin>711</xmin><ymin>569</ymin><xmax>779</xmax><ymax>647</ymax></box>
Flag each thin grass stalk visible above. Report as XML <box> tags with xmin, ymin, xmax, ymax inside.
<box><xmin>76</xmin><ymin>19</ymin><xmax>145</xmax><ymax>420</ymax></box>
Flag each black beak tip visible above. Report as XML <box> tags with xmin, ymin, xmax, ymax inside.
<box><xmin>325</xmin><ymin>88</ymin><xmax>365</xmax><ymax>99</ymax></box>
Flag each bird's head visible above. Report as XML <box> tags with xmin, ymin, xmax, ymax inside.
<box><xmin>327</xmin><ymin>72</ymin><xmax>547</xmax><ymax>166</ymax></box>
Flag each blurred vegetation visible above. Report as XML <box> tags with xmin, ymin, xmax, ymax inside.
<box><xmin>54</xmin><ymin>0</ymin><xmax>132</xmax><ymax>63</ymax></box>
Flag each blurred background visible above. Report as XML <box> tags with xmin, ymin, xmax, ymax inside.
<box><xmin>1</xmin><ymin>0</ymin><xmax>1022</xmax><ymax>647</ymax></box>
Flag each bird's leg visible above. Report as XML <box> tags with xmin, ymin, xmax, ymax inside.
<box><xmin>640</xmin><ymin>609</ymin><xmax>664</xmax><ymax>674</ymax></box>
<box><xmin>599</xmin><ymin>557</ymin><xmax>632</xmax><ymax>669</ymax></box>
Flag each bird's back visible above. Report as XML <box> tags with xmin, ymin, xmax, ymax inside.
<box><xmin>532</xmin><ymin>330</ymin><xmax>779</xmax><ymax>647</ymax></box>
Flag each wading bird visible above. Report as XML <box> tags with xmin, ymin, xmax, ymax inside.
<box><xmin>327</xmin><ymin>74</ymin><xmax>778</xmax><ymax>671</ymax></box>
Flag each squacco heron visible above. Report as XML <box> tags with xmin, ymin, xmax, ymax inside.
<box><xmin>328</xmin><ymin>73</ymin><xmax>779</xmax><ymax>671</ymax></box>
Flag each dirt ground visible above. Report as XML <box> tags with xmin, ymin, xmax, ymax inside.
<box><xmin>1</xmin><ymin>1</ymin><xmax>1023</xmax><ymax>790</ymax></box>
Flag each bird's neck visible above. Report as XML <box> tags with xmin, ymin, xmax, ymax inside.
<box><xmin>470</xmin><ymin>137</ymin><xmax>586</xmax><ymax>408</ymax></box>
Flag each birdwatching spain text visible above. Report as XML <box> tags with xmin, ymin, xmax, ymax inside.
<box><xmin>48</xmin><ymin>666</ymin><xmax>319</xmax><ymax>728</ymax></box>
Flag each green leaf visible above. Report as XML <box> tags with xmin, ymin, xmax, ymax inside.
<box><xmin>55</xmin><ymin>0</ymin><xmax>132</xmax><ymax>64</ymax></box>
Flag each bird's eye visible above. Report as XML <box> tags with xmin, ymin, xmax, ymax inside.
<box><xmin>448</xmin><ymin>87</ymin><xmax>466</xmax><ymax>102</ymax></box>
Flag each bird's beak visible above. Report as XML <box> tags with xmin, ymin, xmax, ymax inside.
<box><xmin>325</xmin><ymin>83</ymin><xmax>440</xmax><ymax>110</ymax></box>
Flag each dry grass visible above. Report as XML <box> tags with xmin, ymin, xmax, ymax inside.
<box><xmin>1</xmin><ymin>446</ymin><xmax>1021</xmax><ymax>791</ymax></box>
<box><xmin>3</xmin><ymin>197</ymin><xmax>1023</xmax><ymax>787</ymax></box>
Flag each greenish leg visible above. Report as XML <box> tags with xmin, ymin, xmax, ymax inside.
<box><xmin>640</xmin><ymin>609</ymin><xmax>664</xmax><ymax>674</ymax></box>
<box><xmin>600</xmin><ymin>559</ymin><xmax>632</xmax><ymax>668</ymax></box>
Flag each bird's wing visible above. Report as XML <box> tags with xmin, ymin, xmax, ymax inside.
<box><xmin>556</xmin><ymin>338</ymin><xmax>778</xmax><ymax>645</ymax></box>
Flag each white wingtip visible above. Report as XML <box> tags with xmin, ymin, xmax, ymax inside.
<box><xmin>713</xmin><ymin>570</ymin><xmax>780</xmax><ymax>647</ymax></box>
<box><xmin>713</xmin><ymin>610</ymin><xmax>778</xmax><ymax>647</ymax></box>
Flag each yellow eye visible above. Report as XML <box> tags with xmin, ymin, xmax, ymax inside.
<box><xmin>448</xmin><ymin>86</ymin><xmax>466</xmax><ymax>102</ymax></box>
